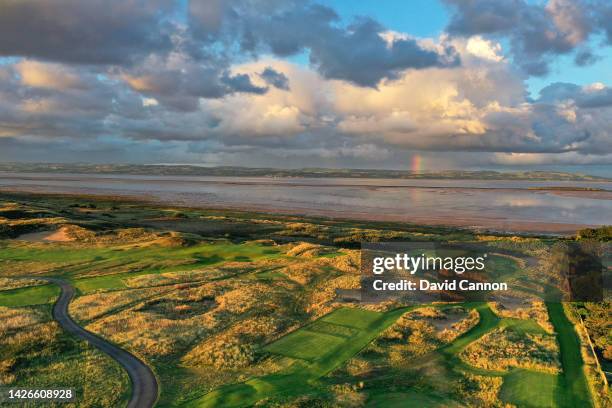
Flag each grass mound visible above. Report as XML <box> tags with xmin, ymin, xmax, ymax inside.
<box><xmin>286</xmin><ymin>242</ymin><xmax>327</xmax><ymax>257</ymax></box>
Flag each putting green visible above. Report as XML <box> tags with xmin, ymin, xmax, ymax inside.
<box><xmin>264</xmin><ymin>329</ymin><xmax>347</xmax><ymax>362</ymax></box>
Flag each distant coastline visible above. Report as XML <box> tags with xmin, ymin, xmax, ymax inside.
<box><xmin>0</xmin><ymin>163</ymin><xmax>609</xmax><ymax>181</ymax></box>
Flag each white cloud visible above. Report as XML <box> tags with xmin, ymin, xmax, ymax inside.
<box><xmin>465</xmin><ymin>36</ymin><xmax>503</xmax><ymax>62</ymax></box>
<box><xmin>142</xmin><ymin>97</ymin><xmax>159</xmax><ymax>107</ymax></box>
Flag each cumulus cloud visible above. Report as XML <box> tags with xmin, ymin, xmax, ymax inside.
<box><xmin>188</xmin><ymin>1</ymin><xmax>460</xmax><ymax>87</ymax></box>
<box><xmin>465</xmin><ymin>36</ymin><xmax>504</xmax><ymax>62</ymax></box>
<box><xmin>443</xmin><ymin>0</ymin><xmax>609</xmax><ymax>76</ymax></box>
<box><xmin>118</xmin><ymin>52</ymin><xmax>270</xmax><ymax>111</ymax></box>
<box><xmin>538</xmin><ymin>82</ymin><xmax>612</xmax><ymax>108</ymax></box>
<box><xmin>0</xmin><ymin>61</ymin><xmax>147</xmax><ymax>139</ymax></box>
<box><xmin>0</xmin><ymin>0</ymin><xmax>610</xmax><ymax>168</ymax></box>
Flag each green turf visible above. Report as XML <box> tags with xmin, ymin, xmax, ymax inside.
<box><xmin>499</xmin><ymin>317</ymin><xmax>548</xmax><ymax>334</ymax></box>
<box><xmin>367</xmin><ymin>391</ymin><xmax>462</xmax><ymax>408</ymax></box>
<box><xmin>0</xmin><ymin>284</ymin><xmax>60</xmax><ymax>307</ymax></box>
<box><xmin>441</xmin><ymin>303</ymin><xmax>499</xmax><ymax>355</ymax></box>
<box><xmin>306</xmin><ymin>321</ymin><xmax>358</xmax><ymax>338</ymax></box>
<box><xmin>319</xmin><ymin>307</ymin><xmax>383</xmax><ymax>329</ymax></box>
<box><xmin>486</xmin><ymin>255</ymin><xmax>520</xmax><ymax>279</ymax></box>
<box><xmin>72</xmin><ymin>274</ymin><xmax>129</xmax><ymax>293</ymax></box>
<box><xmin>264</xmin><ymin>330</ymin><xmax>347</xmax><ymax>362</ymax></box>
<box><xmin>0</xmin><ymin>241</ymin><xmax>282</xmax><ymax>294</ymax></box>
<box><xmin>500</xmin><ymin>370</ymin><xmax>559</xmax><ymax>408</ymax></box>
<box><xmin>546</xmin><ymin>302</ymin><xmax>593</xmax><ymax>408</ymax></box>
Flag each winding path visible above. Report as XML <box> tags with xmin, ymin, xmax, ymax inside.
<box><xmin>45</xmin><ymin>278</ymin><xmax>159</xmax><ymax>408</ymax></box>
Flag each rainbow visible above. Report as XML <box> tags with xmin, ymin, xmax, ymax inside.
<box><xmin>411</xmin><ymin>155</ymin><xmax>422</xmax><ymax>173</ymax></box>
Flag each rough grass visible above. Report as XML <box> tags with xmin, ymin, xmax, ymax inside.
<box><xmin>0</xmin><ymin>305</ymin><xmax>130</xmax><ymax>407</ymax></box>
<box><xmin>460</xmin><ymin>328</ymin><xmax>560</xmax><ymax>373</ymax></box>
<box><xmin>0</xmin><ymin>277</ymin><xmax>46</xmax><ymax>291</ymax></box>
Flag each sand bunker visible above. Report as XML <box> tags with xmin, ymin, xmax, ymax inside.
<box><xmin>17</xmin><ymin>226</ymin><xmax>73</xmax><ymax>242</ymax></box>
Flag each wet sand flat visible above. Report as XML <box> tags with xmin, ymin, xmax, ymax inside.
<box><xmin>1</xmin><ymin>173</ymin><xmax>611</xmax><ymax>235</ymax></box>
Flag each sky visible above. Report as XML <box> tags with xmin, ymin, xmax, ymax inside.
<box><xmin>0</xmin><ymin>0</ymin><xmax>612</xmax><ymax>171</ymax></box>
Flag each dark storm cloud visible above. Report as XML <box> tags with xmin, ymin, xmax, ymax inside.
<box><xmin>578</xmin><ymin>89</ymin><xmax>612</xmax><ymax>108</ymax></box>
<box><xmin>0</xmin><ymin>0</ymin><xmax>460</xmax><ymax>88</ymax></box>
<box><xmin>0</xmin><ymin>63</ymin><xmax>149</xmax><ymax>139</ymax></box>
<box><xmin>305</xmin><ymin>17</ymin><xmax>459</xmax><ymax>87</ymax></box>
<box><xmin>595</xmin><ymin>1</ymin><xmax>612</xmax><ymax>44</ymax></box>
<box><xmin>537</xmin><ymin>82</ymin><xmax>582</xmax><ymax>102</ymax></box>
<box><xmin>221</xmin><ymin>73</ymin><xmax>268</xmax><ymax>94</ymax></box>
<box><xmin>0</xmin><ymin>0</ymin><xmax>176</xmax><ymax>65</ymax></box>
<box><xmin>445</xmin><ymin>0</ymin><xmax>522</xmax><ymax>35</ymax></box>
<box><xmin>188</xmin><ymin>1</ymin><xmax>460</xmax><ymax>87</ymax></box>
<box><xmin>443</xmin><ymin>0</ymin><xmax>601</xmax><ymax>76</ymax></box>
<box><xmin>188</xmin><ymin>0</ymin><xmax>310</xmax><ymax>46</ymax></box>
<box><xmin>574</xmin><ymin>48</ymin><xmax>600</xmax><ymax>66</ymax></box>
<box><xmin>260</xmin><ymin>67</ymin><xmax>290</xmax><ymax>90</ymax></box>
<box><xmin>120</xmin><ymin>63</ymin><xmax>269</xmax><ymax>111</ymax></box>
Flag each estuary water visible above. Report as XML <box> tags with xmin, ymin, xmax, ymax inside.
<box><xmin>1</xmin><ymin>172</ymin><xmax>611</xmax><ymax>234</ymax></box>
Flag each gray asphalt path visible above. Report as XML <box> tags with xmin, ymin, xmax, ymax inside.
<box><xmin>45</xmin><ymin>278</ymin><xmax>158</xmax><ymax>408</ymax></box>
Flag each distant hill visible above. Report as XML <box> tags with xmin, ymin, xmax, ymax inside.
<box><xmin>0</xmin><ymin>163</ymin><xmax>609</xmax><ymax>181</ymax></box>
